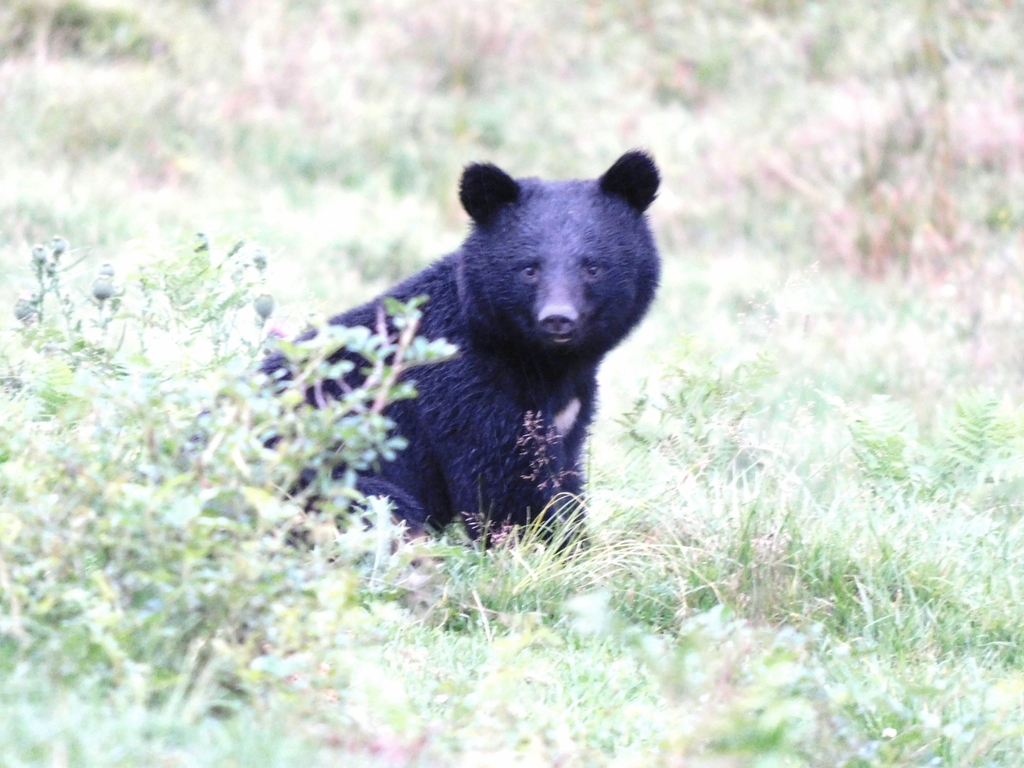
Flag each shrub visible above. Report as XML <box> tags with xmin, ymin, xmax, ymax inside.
<box><xmin>0</xmin><ymin>236</ymin><xmax>453</xmax><ymax>708</ymax></box>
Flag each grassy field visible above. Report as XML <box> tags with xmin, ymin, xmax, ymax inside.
<box><xmin>5</xmin><ymin>1</ymin><xmax>1024</xmax><ymax>765</ymax></box>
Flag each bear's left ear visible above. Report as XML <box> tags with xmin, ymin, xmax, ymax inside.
<box><xmin>599</xmin><ymin>150</ymin><xmax>660</xmax><ymax>213</ymax></box>
<box><xmin>460</xmin><ymin>162</ymin><xmax>521</xmax><ymax>225</ymax></box>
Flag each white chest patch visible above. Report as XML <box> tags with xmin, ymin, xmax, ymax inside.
<box><xmin>554</xmin><ymin>398</ymin><xmax>582</xmax><ymax>436</ymax></box>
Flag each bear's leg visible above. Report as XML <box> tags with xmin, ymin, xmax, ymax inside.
<box><xmin>441</xmin><ymin>443</ymin><xmax>588</xmax><ymax>548</ymax></box>
<box><xmin>356</xmin><ymin>477</ymin><xmax>429</xmax><ymax>538</ymax></box>
<box><xmin>533</xmin><ymin>482</ymin><xmax>589</xmax><ymax>552</ymax></box>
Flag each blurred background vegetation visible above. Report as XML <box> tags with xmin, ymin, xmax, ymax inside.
<box><xmin>5</xmin><ymin>0</ymin><xmax>1024</xmax><ymax>412</ymax></box>
<box><xmin>6</xmin><ymin>1</ymin><xmax>1024</xmax><ymax>765</ymax></box>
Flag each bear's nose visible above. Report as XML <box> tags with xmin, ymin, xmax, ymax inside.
<box><xmin>539</xmin><ymin>305</ymin><xmax>578</xmax><ymax>339</ymax></box>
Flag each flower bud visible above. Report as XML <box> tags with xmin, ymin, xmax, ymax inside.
<box><xmin>13</xmin><ymin>297</ymin><xmax>36</xmax><ymax>323</ymax></box>
<box><xmin>50</xmin><ymin>237</ymin><xmax>68</xmax><ymax>258</ymax></box>
<box><xmin>31</xmin><ymin>245</ymin><xmax>48</xmax><ymax>267</ymax></box>
<box><xmin>254</xmin><ymin>293</ymin><xmax>275</xmax><ymax>320</ymax></box>
<box><xmin>92</xmin><ymin>278</ymin><xmax>116</xmax><ymax>302</ymax></box>
<box><xmin>97</xmin><ymin>263</ymin><xmax>115</xmax><ymax>278</ymax></box>
<box><xmin>251</xmin><ymin>247</ymin><xmax>268</xmax><ymax>272</ymax></box>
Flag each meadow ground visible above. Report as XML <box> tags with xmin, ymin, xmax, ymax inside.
<box><xmin>4</xmin><ymin>1</ymin><xmax>1024</xmax><ymax>765</ymax></box>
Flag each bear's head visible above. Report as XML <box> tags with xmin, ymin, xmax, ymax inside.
<box><xmin>458</xmin><ymin>151</ymin><xmax>661</xmax><ymax>365</ymax></box>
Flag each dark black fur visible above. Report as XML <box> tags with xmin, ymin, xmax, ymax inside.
<box><xmin>264</xmin><ymin>151</ymin><xmax>661</xmax><ymax>540</ymax></box>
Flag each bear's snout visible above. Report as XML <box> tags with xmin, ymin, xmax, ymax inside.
<box><xmin>538</xmin><ymin>303</ymin><xmax>579</xmax><ymax>341</ymax></box>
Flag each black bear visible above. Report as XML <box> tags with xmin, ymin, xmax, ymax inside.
<box><xmin>265</xmin><ymin>150</ymin><xmax>661</xmax><ymax>542</ymax></box>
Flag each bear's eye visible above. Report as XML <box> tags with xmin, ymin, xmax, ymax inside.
<box><xmin>584</xmin><ymin>263</ymin><xmax>601</xmax><ymax>279</ymax></box>
<box><xmin>522</xmin><ymin>265</ymin><xmax>540</xmax><ymax>282</ymax></box>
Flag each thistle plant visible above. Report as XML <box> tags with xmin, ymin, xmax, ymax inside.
<box><xmin>18</xmin><ymin>236</ymin><xmax>84</xmax><ymax>330</ymax></box>
<box><xmin>0</xmin><ymin>233</ymin><xmax>454</xmax><ymax>709</ymax></box>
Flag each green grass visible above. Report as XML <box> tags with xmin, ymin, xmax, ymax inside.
<box><xmin>6</xmin><ymin>0</ymin><xmax>1024</xmax><ymax>765</ymax></box>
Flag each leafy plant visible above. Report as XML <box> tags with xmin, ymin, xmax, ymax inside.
<box><xmin>0</xmin><ymin>236</ymin><xmax>454</xmax><ymax>710</ymax></box>
<box><xmin>621</xmin><ymin>337</ymin><xmax>777</xmax><ymax>488</ymax></box>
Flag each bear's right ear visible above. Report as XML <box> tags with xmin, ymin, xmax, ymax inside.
<box><xmin>599</xmin><ymin>150</ymin><xmax>660</xmax><ymax>213</ymax></box>
<box><xmin>460</xmin><ymin>163</ymin><xmax>521</xmax><ymax>225</ymax></box>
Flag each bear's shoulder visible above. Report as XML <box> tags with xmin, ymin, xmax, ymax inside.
<box><xmin>327</xmin><ymin>253</ymin><xmax>464</xmax><ymax>336</ymax></box>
